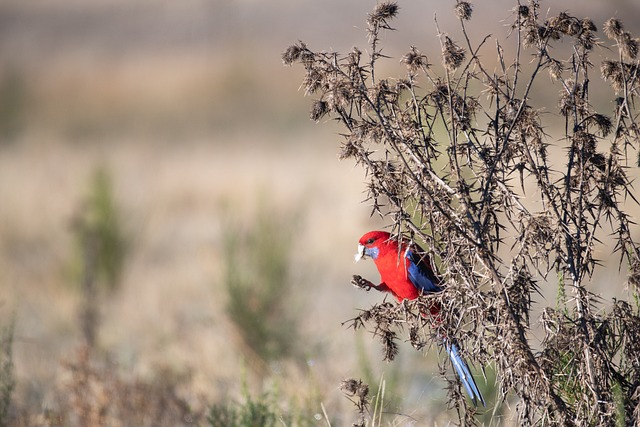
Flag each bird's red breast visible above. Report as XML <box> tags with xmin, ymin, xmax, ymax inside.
<box><xmin>357</xmin><ymin>231</ymin><xmax>421</xmax><ymax>301</ymax></box>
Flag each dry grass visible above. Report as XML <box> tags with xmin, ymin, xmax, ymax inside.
<box><xmin>0</xmin><ymin>132</ymin><xmax>398</xmax><ymax>424</ymax></box>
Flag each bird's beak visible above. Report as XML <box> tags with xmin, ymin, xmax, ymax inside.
<box><xmin>354</xmin><ymin>243</ymin><xmax>366</xmax><ymax>262</ymax></box>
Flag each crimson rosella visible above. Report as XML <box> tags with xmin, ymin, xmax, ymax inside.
<box><xmin>353</xmin><ymin>230</ymin><xmax>485</xmax><ymax>407</ymax></box>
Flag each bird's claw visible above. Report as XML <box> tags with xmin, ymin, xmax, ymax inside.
<box><xmin>351</xmin><ymin>275</ymin><xmax>374</xmax><ymax>291</ymax></box>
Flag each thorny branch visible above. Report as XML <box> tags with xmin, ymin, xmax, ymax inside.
<box><xmin>284</xmin><ymin>1</ymin><xmax>640</xmax><ymax>425</ymax></box>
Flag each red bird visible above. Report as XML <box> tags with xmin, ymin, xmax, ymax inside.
<box><xmin>354</xmin><ymin>230</ymin><xmax>485</xmax><ymax>407</ymax></box>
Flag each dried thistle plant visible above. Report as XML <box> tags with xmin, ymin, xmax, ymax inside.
<box><xmin>442</xmin><ymin>36</ymin><xmax>466</xmax><ymax>71</ymax></box>
<box><xmin>285</xmin><ymin>1</ymin><xmax>640</xmax><ymax>425</ymax></box>
<box><xmin>340</xmin><ymin>378</ymin><xmax>370</xmax><ymax>427</ymax></box>
<box><xmin>455</xmin><ymin>2</ymin><xmax>473</xmax><ymax>21</ymax></box>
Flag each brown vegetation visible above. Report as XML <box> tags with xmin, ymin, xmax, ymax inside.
<box><xmin>286</xmin><ymin>1</ymin><xmax>640</xmax><ymax>425</ymax></box>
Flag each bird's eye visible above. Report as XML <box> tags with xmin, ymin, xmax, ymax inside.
<box><xmin>366</xmin><ymin>238</ymin><xmax>375</xmax><ymax>244</ymax></box>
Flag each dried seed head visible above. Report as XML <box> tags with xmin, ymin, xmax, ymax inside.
<box><xmin>455</xmin><ymin>2</ymin><xmax>473</xmax><ymax>20</ymax></box>
<box><xmin>502</xmin><ymin>99</ymin><xmax>519</xmax><ymax>123</ymax></box>
<box><xmin>357</xmin><ymin>382</ymin><xmax>369</xmax><ymax>401</ymax></box>
<box><xmin>400</xmin><ymin>46</ymin><xmax>428</xmax><ymax>72</ymax></box>
<box><xmin>549</xmin><ymin>12</ymin><xmax>579</xmax><ymax>37</ymax></box>
<box><xmin>540</xmin><ymin>22</ymin><xmax>561</xmax><ymax>41</ymax></box>
<box><xmin>382</xmin><ymin>330</ymin><xmax>399</xmax><ymax>361</ymax></box>
<box><xmin>565</xmin><ymin>21</ymin><xmax>581</xmax><ymax>37</ymax></box>
<box><xmin>443</xmin><ymin>36</ymin><xmax>466</xmax><ymax>71</ymax></box>
<box><xmin>339</xmin><ymin>140</ymin><xmax>359</xmax><ymax>160</ymax></box>
<box><xmin>518</xmin><ymin>5</ymin><xmax>530</xmax><ymax>18</ymax></box>
<box><xmin>523</xmin><ymin>26</ymin><xmax>539</xmax><ymax>47</ymax></box>
<box><xmin>601</xmin><ymin>60</ymin><xmax>639</xmax><ymax>92</ymax></box>
<box><xmin>368</xmin><ymin>1</ymin><xmax>400</xmax><ymax>27</ymax></box>
<box><xmin>340</xmin><ymin>378</ymin><xmax>361</xmax><ymax>396</ymax></box>
<box><xmin>582</xmin><ymin>19</ymin><xmax>596</xmax><ymax>33</ymax></box>
<box><xmin>548</xmin><ymin>59</ymin><xmax>563</xmax><ymax>81</ymax></box>
<box><xmin>579</xmin><ymin>30</ymin><xmax>596</xmax><ymax>51</ymax></box>
<box><xmin>281</xmin><ymin>43</ymin><xmax>304</xmax><ymax>65</ymax></box>
<box><xmin>369</xmin><ymin>79</ymin><xmax>398</xmax><ymax>105</ymax></box>
<box><xmin>621</xmin><ymin>32</ymin><xmax>639</xmax><ymax>59</ymax></box>
<box><xmin>326</xmin><ymin>79</ymin><xmax>353</xmax><ymax>109</ymax></box>
<box><xmin>309</xmin><ymin>99</ymin><xmax>329</xmax><ymax>122</ymax></box>
<box><xmin>559</xmin><ymin>80</ymin><xmax>586</xmax><ymax>117</ymax></box>
<box><xmin>302</xmin><ymin>69</ymin><xmax>323</xmax><ymax>95</ymax></box>
<box><xmin>347</xmin><ymin>46</ymin><xmax>362</xmax><ymax>67</ymax></box>
<box><xmin>601</xmin><ymin>60</ymin><xmax>617</xmax><ymax>81</ymax></box>
<box><xmin>394</xmin><ymin>78</ymin><xmax>411</xmax><ymax>94</ymax></box>
<box><xmin>603</xmin><ymin>18</ymin><xmax>624</xmax><ymax>40</ymax></box>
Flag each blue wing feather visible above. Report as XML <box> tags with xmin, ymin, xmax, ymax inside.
<box><xmin>446</xmin><ymin>340</ymin><xmax>486</xmax><ymax>407</ymax></box>
<box><xmin>403</xmin><ymin>246</ymin><xmax>485</xmax><ymax>406</ymax></box>
<box><xmin>405</xmin><ymin>248</ymin><xmax>442</xmax><ymax>294</ymax></box>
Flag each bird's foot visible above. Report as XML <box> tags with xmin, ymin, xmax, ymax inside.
<box><xmin>351</xmin><ymin>275</ymin><xmax>375</xmax><ymax>291</ymax></box>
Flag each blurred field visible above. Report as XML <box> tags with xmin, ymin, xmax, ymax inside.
<box><xmin>1</xmin><ymin>0</ymin><xmax>640</xmax><ymax>425</ymax></box>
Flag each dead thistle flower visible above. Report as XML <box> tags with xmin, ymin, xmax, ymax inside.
<box><xmin>281</xmin><ymin>44</ymin><xmax>302</xmax><ymax>66</ymax></box>
<box><xmin>548</xmin><ymin>59</ymin><xmax>564</xmax><ymax>81</ymax></box>
<box><xmin>340</xmin><ymin>378</ymin><xmax>367</xmax><ymax>397</ymax></box>
<box><xmin>582</xmin><ymin>18</ymin><xmax>597</xmax><ymax>33</ymax></box>
<box><xmin>367</xmin><ymin>1</ymin><xmax>399</xmax><ymax>28</ymax></box>
<box><xmin>518</xmin><ymin>5</ymin><xmax>530</xmax><ymax>19</ymax></box>
<box><xmin>523</xmin><ymin>26</ymin><xmax>539</xmax><ymax>48</ymax></box>
<box><xmin>578</xmin><ymin>24</ymin><xmax>596</xmax><ymax>50</ymax></box>
<box><xmin>602</xmin><ymin>18</ymin><xmax>638</xmax><ymax>59</ymax></box>
<box><xmin>302</xmin><ymin>69</ymin><xmax>323</xmax><ymax>95</ymax></box>
<box><xmin>309</xmin><ymin>99</ymin><xmax>329</xmax><ymax>122</ymax></box>
<box><xmin>601</xmin><ymin>60</ymin><xmax>640</xmax><ymax>92</ymax></box>
<box><xmin>603</xmin><ymin>18</ymin><xmax>624</xmax><ymax>40</ymax></box>
<box><xmin>442</xmin><ymin>36</ymin><xmax>466</xmax><ymax>71</ymax></box>
<box><xmin>282</xmin><ymin>42</ymin><xmax>309</xmax><ymax>66</ymax></box>
<box><xmin>339</xmin><ymin>140</ymin><xmax>360</xmax><ymax>160</ymax></box>
<box><xmin>455</xmin><ymin>1</ymin><xmax>473</xmax><ymax>21</ymax></box>
<box><xmin>621</xmin><ymin>32</ymin><xmax>639</xmax><ymax>60</ymax></box>
<box><xmin>340</xmin><ymin>378</ymin><xmax>370</xmax><ymax>426</ymax></box>
<box><xmin>401</xmin><ymin>46</ymin><xmax>429</xmax><ymax>72</ymax></box>
<box><xmin>548</xmin><ymin>12</ymin><xmax>579</xmax><ymax>37</ymax></box>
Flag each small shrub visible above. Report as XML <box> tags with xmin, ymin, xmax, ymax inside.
<box><xmin>71</xmin><ymin>167</ymin><xmax>126</xmax><ymax>347</ymax></box>
<box><xmin>72</xmin><ymin>167</ymin><xmax>126</xmax><ymax>292</ymax></box>
<box><xmin>222</xmin><ymin>203</ymin><xmax>302</xmax><ymax>376</ymax></box>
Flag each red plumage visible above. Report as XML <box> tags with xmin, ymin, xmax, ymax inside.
<box><xmin>356</xmin><ymin>230</ymin><xmax>440</xmax><ymax>301</ymax></box>
<box><xmin>354</xmin><ymin>230</ymin><xmax>486</xmax><ymax>407</ymax></box>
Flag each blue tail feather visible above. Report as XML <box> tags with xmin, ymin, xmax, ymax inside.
<box><xmin>445</xmin><ymin>340</ymin><xmax>485</xmax><ymax>407</ymax></box>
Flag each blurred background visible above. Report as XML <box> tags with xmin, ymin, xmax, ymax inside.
<box><xmin>0</xmin><ymin>0</ymin><xmax>639</xmax><ymax>425</ymax></box>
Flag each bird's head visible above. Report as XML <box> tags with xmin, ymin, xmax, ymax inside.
<box><xmin>354</xmin><ymin>230</ymin><xmax>392</xmax><ymax>262</ymax></box>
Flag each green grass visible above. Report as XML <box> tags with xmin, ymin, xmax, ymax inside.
<box><xmin>207</xmin><ymin>381</ymin><xmax>319</xmax><ymax>427</ymax></box>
